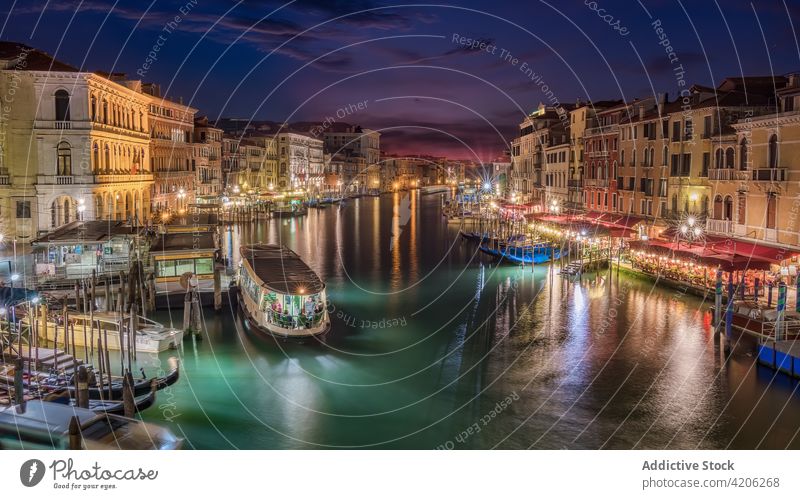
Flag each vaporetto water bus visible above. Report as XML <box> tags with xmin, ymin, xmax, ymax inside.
<box><xmin>28</xmin><ymin>311</ymin><xmax>183</xmax><ymax>353</ymax></box>
<box><xmin>234</xmin><ymin>244</ymin><xmax>330</xmax><ymax>338</ymax></box>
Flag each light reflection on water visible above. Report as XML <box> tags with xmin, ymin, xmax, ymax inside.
<box><xmin>140</xmin><ymin>193</ymin><xmax>800</xmax><ymax>449</ymax></box>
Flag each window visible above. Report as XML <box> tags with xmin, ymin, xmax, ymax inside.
<box><xmin>16</xmin><ymin>201</ymin><xmax>31</xmax><ymax>218</ymax></box>
<box><xmin>681</xmin><ymin>153</ymin><xmax>691</xmax><ymax>176</ymax></box>
<box><xmin>739</xmin><ymin>138</ymin><xmax>748</xmax><ymax>170</ymax></box>
<box><xmin>703</xmin><ymin>116</ymin><xmax>712</xmax><ymax>137</ymax></box>
<box><xmin>57</xmin><ymin>141</ymin><xmax>71</xmax><ymax>175</ymax></box>
<box><xmin>768</xmin><ymin>135</ymin><xmax>779</xmax><ymax>168</ymax></box>
<box><xmin>670</xmin><ymin>154</ymin><xmax>680</xmax><ymax>176</ymax></box>
<box><xmin>725</xmin><ymin>148</ymin><xmax>734</xmax><ymax>169</ymax></box>
<box><xmin>684</xmin><ymin>119</ymin><xmax>693</xmax><ymax>140</ymax></box>
<box><xmin>157</xmin><ymin>261</ymin><xmax>176</xmax><ymax>277</ymax></box>
<box><xmin>195</xmin><ymin>257</ymin><xmax>214</xmax><ymax>275</ymax></box>
<box><xmin>737</xmin><ymin>194</ymin><xmax>746</xmax><ymax>225</ymax></box>
<box><xmin>175</xmin><ymin>259</ymin><xmax>195</xmax><ymax>275</ymax></box>
<box><xmin>702</xmin><ymin>152</ymin><xmax>709</xmax><ymax>177</ymax></box>
<box><xmin>766</xmin><ymin>194</ymin><xmax>777</xmax><ymax>229</ymax></box>
<box><xmin>672</xmin><ymin>121</ymin><xmax>680</xmax><ymax>142</ymax></box>
<box><xmin>54</xmin><ymin>89</ymin><xmax>70</xmax><ymax>121</ymax></box>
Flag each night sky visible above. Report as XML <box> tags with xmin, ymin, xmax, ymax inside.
<box><xmin>2</xmin><ymin>0</ymin><xmax>798</xmax><ymax>160</ymax></box>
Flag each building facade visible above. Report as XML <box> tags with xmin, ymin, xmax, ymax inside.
<box><xmin>193</xmin><ymin>116</ymin><xmax>223</xmax><ymax>202</ymax></box>
<box><xmin>145</xmin><ymin>85</ymin><xmax>197</xmax><ymax>214</ymax></box>
<box><xmin>0</xmin><ymin>43</ymin><xmax>155</xmax><ymax>239</ymax></box>
<box><xmin>277</xmin><ymin>131</ymin><xmax>324</xmax><ymax>193</ymax></box>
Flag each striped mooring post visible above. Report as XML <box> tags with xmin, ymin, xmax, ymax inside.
<box><xmin>714</xmin><ymin>269</ymin><xmax>723</xmax><ymax>330</ymax></box>
<box><xmin>725</xmin><ymin>281</ymin><xmax>734</xmax><ymax>339</ymax></box>
<box><xmin>777</xmin><ymin>283</ymin><xmax>787</xmax><ymax>342</ymax></box>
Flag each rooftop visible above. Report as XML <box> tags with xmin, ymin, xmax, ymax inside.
<box><xmin>32</xmin><ymin>221</ymin><xmax>138</xmax><ymax>245</ymax></box>
<box><xmin>240</xmin><ymin>244</ymin><xmax>324</xmax><ymax>295</ymax></box>
<box><xmin>150</xmin><ymin>232</ymin><xmax>216</xmax><ymax>253</ymax></box>
<box><xmin>0</xmin><ymin>41</ymin><xmax>79</xmax><ymax>72</ymax></box>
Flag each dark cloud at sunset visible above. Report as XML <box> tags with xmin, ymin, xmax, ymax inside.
<box><xmin>3</xmin><ymin>0</ymin><xmax>797</xmax><ymax>160</ymax></box>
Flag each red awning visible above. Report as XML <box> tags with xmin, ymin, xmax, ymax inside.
<box><xmin>703</xmin><ymin>237</ymin><xmax>799</xmax><ymax>265</ymax></box>
<box><xmin>629</xmin><ymin>239</ymin><xmax>775</xmax><ymax>271</ymax></box>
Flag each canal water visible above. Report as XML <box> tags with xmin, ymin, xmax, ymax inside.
<box><xmin>142</xmin><ymin>192</ymin><xmax>800</xmax><ymax>449</ymax></box>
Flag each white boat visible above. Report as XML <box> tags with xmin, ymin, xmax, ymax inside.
<box><xmin>234</xmin><ymin>244</ymin><xmax>330</xmax><ymax>338</ymax></box>
<box><xmin>0</xmin><ymin>400</ymin><xmax>183</xmax><ymax>450</ymax></box>
<box><xmin>30</xmin><ymin>311</ymin><xmax>183</xmax><ymax>353</ymax></box>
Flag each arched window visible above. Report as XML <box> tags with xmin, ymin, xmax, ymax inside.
<box><xmin>612</xmin><ymin>160</ymin><xmax>618</xmax><ymax>179</ymax></box>
<box><xmin>713</xmin><ymin>195</ymin><xmax>723</xmax><ymax>219</ymax></box>
<box><xmin>739</xmin><ymin>138</ymin><xmax>748</xmax><ymax>171</ymax></box>
<box><xmin>737</xmin><ymin>193</ymin><xmax>746</xmax><ymax>224</ymax></box>
<box><xmin>725</xmin><ymin>148</ymin><xmax>734</xmax><ymax>169</ymax></box>
<box><xmin>662</xmin><ymin>146</ymin><xmax>668</xmax><ymax>166</ymax></box>
<box><xmin>632</xmin><ymin>150</ymin><xmax>636</xmax><ymax>167</ymax></box>
<box><xmin>104</xmin><ymin>145</ymin><xmax>110</xmax><ymax>173</ymax></box>
<box><xmin>643</xmin><ymin>148</ymin><xmax>649</xmax><ymax>167</ymax></box>
<box><xmin>92</xmin><ymin>143</ymin><xmax>100</xmax><ymax>173</ymax></box>
<box><xmin>90</xmin><ymin>95</ymin><xmax>97</xmax><ymax>121</ymax></box>
<box><xmin>56</xmin><ymin>141</ymin><xmax>71</xmax><ymax>175</ymax></box>
<box><xmin>102</xmin><ymin>99</ymin><xmax>108</xmax><ymax>124</ymax></box>
<box><xmin>768</xmin><ymin>135</ymin><xmax>779</xmax><ymax>168</ymax></box>
<box><xmin>723</xmin><ymin>195</ymin><xmax>733</xmax><ymax>221</ymax></box>
<box><xmin>649</xmin><ymin>147</ymin><xmax>655</xmax><ymax>167</ymax></box>
<box><xmin>54</xmin><ymin>90</ymin><xmax>70</xmax><ymax>121</ymax></box>
<box><xmin>620</xmin><ymin>149</ymin><xmax>625</xmax><ymax>166</ymax></box>
<box><xmin>766</xmin><ymin>194</ymin><xmax>777</xmax><ymax>229</ymax></box>
<box><xmin>715</xmin><ymin>148</ymin><xmax>723</xmax><ymax>169</ymax></box>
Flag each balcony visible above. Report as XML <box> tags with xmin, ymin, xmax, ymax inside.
<box><xmin>708</xmin><ymin>169</ymin><xmax>748</xmax><ymax>181</ymax></box>
<box><xmin>55</xmin><ymin>176</ymin><xmax>73</xmax><ymax>185</ymax></box>
<box><xmin>0</xmin><ymin>175</ymin><xmax>9</xmax><ymax>185</ymax></box>
<box><xmin>706</xmin><ymin>219</ymin><xmax>733</xmax><ymax>234</ymax></box>
<box><xmin>584</xmin><ymin>179</ymin><xmax>609</xmax><ymax>188</ymax></box>
<box><xmin>585</xmin><ymin>124</ymin><xmax>619</xmax><ymax>136</ymax></box>
<box><xmin>751</xmin><ymin>168</ymin><xmax>788</xmax><ymax>182</ymax></box>
<box><xmin>568</xmin><ymin>180</ymin><xmax>583</xmax><ymax>189</ymax></box>
<box><xmin>94</xmin><ymin>173</ymin><xmax>154</xmax><ymax>184</ymax></box>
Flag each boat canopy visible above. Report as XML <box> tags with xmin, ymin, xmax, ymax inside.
<box><xmin>240</xmin><ymin>244</ymin><xmax>324</xmax><ymax>295</ymax></box>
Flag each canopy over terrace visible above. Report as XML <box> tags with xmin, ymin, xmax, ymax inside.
<box><xmin>628</xmin><ymin>239</ymin><xmax>777</xmax><ymax>272</ymax></box>
<box><xmin>526</xmin><ymin>212</ymin><xmax>643</xmax><ymax>238</ymax></box>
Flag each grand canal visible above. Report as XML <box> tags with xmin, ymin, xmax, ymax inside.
<box><xmin>142</xmin><ymin>192</ymin><xmax>800</xmax><ymax>449</ymax></box>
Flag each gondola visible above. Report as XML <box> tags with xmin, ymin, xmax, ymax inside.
<box><xmin>45</xmin><ymin>386</ymin><xmax>157</xmax><ymax>415</ymax></box>
<box><xmin>35</xmin><ymin>361</ymin><xmax>179</xmax><ymax>400</ymax></box>
<box><xmin>479</xmin><ymin>243</ymin><xmax>562</xmax><ymax>264</ymax></box>
<box><xmin>497</xmin><ymin>244</ymin><xmax>562</xmax><ymax>264</ymax></box>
